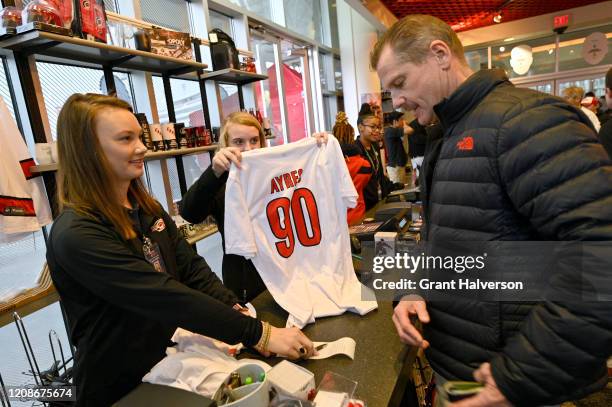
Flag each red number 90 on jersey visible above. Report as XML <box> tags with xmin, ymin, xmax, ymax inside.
<box><xmin>266</xmin><ymin>187</ymin><xmax>322</xmax><ymax>258</ymax></box>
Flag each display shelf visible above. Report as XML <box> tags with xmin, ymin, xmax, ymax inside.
<box><xmin>0</xmin><ymin>30</ymin><xmax>208</xmax><ymax>77</ymax></box>
<box><xmin>185</xmin><ymin>226</ymin><xmax>218</xmax><ymax>245</ymax></box>
<box><xmin>30</xmin><ymin>145</ymin><xmax>218</xmax><ymax>174</ymax></box>
<box><xmin>30</xmin><ymin>163</ymin><xmax>58</xmax><ymax>173</ymax></box>
<box><xmin>200</xmin><ymin>68</ymin><xmax>268</xmax><ymax>84</ymax></box>
<box><xmin>143</xmin><ymin>144</ymin><xmax>217</xmax><ymax>160</ymax></box>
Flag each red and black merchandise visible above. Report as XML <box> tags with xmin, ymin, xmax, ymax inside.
<box><xmin>72</xmin><ymin>0</ymin><xmax>107</xmax><ymax>42</ymax></box>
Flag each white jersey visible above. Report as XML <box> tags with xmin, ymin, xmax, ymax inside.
<box><xmin>0</xmin><ymin>96</ymin><xmax>52</xmax><ymax>242</ymax></box>
<box><xmin>224</xmin><ymin>136</ymin><xmax>377</xmax><ymax>327</ymax></box>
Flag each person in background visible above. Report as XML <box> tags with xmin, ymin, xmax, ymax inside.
<box><xmin>355</xmin><ymin>113</ymin><xmax>398</xmax><ymax>210</ymax></box>
<box><xmin>383</xmin><ymin>111</ymin><xmax>409</xmax><ymax>184</ymax></box>
<box><xmin>599</xmin><ymin>67</ymin><xmax>612</xmax><ymax>157</ymax></box>
<box><xmin>406</xmin><ymin>117</ymin><xmax>428</xmax><ymax>183</ymax></box>
<box><xmin>563</xmin><ymin>86</ymin><xmax>601</xmax><ymax>132</ymax></box>
<box><xmin>180</xmin><ymin>112</ymin><xmax>267</xmax><ymax>303</ymax></box>
<box><xmin>372</xmin><ymin>14</ymin><xmax>612</xmax><ymax>407</ymax></box>
<box><xmin>47</xmin><ymin>94</ymin><xmax>315</xmax><ymax>406</ymax></box>
<box><xmin>333</xmin><ymin>111</ymin><xmax>373</xmax><ymax>224</ymax></box>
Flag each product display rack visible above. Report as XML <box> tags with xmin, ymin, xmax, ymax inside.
<box><xmin>29</xmin><ymin>145</ymin><xmax>219</xmax><ymax>174</ymax></box>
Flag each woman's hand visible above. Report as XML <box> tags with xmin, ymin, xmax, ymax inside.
<box><xmin>212</xmin><ymin>147</ymin><xmax>243</xmax><ymax>177</ymax></box>
<box><xmin>311</xmin><ymin>132</ymin><xmax>329</xmax><ymax>146</ymax></box>
<box><xmin>259</xmin><ymin>326</ymin><xmax>315</xmax><ymax>360</ymax></box>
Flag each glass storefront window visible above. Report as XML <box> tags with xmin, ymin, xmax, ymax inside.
<box><xmin>219</xmin><ymin>84</ymin><xmax>241</xmax><ymax>117</ymax></box>
<box><xmin>0</xmin><ymin>58</ymin><xmax>16</xmax><ymax>121</ymax></box>
<box><xmin>284</xmin><ymin>0</ymin><xmax>323</xmax><ymax>43</ymax></box>
<box><xmin>329</xmin><ymin>0</ymin><xmax>339</xmax><ymax>48</ymax></box>
<box><xmin>319</xmin><ymin>52</ymin><xmax>334</xmax><ymax>92</ymax></box>
<box><xmin>558</xmin><ymin>25</ymin><xmax>612</xmax><ymax>71</ymax></box>
<box><xmin>464</xmin><ymin>48</ymin><xmax>488</xmax><ymax>72</ymax></box>
<box><xmin>38</xmin><ymin>63</ymin><xmax>132</xmax><ymax>140</ymax></box>
<box><xmin>151</xmin><ymin>77</ymin><xmax>205</xmax><ymax>126</ymax></box>
<box><xmin>209</xmin><ymin>9</ymin><xmax>234</xmax><ymax>39</ymax></box>
<box><xmin>139</xmin><ymin>0</ymin><xmax>190</xmax><ymax>32</ymax></box>
<box><xmin>281</xmin><ymin>40</ymin><xmax>309</xmax><ymax>142</ymax></box>
<box><xmin>227</xmin><ymin>0</ymin><xmax>273</xmax><ymax>22</ymax></box>
<box><xmin>252</xmin><ymin>35</ymin><xmax>285</xmax><ymax>146</ymax></box>
<box><xmin>334</xmin><ymin>56</ymin><xmax>342</xmax><ymax>91</ymax></box>
<box><xmin>491</xmin><ymin>35</ymin><xmax>556</xmax><ymax>79</ymax></box>
<box><xmin>558</xmin><ymin>76</ymin><xmax>606</xmax><ymax>98</ymax></box>
<box><xmin>323</xmin><ymin>95</ymin><xmax>338</xmax><ymax>131</ymax></box>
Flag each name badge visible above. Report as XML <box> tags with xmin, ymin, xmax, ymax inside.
<box><xmin>143</xmin><ymin>236</ymin><xmax>167</xmax><ymax>273</ymax></box>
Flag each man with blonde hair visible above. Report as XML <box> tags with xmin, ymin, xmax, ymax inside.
<box><xmin>372</xmin><ymin>14</ymin><xmax>612</xmax><ymax>407</ymax></box>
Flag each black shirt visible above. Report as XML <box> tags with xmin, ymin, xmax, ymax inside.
<box><xmin>408</xmin><ymin>119</ymin><xmax>427</xmax><ymax>158</ymax></box>
<box><xmin>599</xmin><ymin>118</ymin><xmax>612</xmax><ymax>158</ymax></box>
<box><xmin>383</xmin><ymin>126</ymin><xmax>408</xmax><ymax>167</ymax></box>
<box><xmin>180</xmin><ymin>166</ymin><xmax>266</xmax><ymax>302</ymax></box>
<box><xmin>355</xmin><ymin>137</ymin><xmax>395</xmax><ymax>209</ymax></box>
<box><xmin>47</xmin><ymin>206</ymin><xmax>262</xmax><ymax>406</ymax></box>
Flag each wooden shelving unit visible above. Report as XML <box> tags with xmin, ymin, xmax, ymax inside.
<box><xmin>200</xmin><ymin>68</ymin><xmax>267</xmax><ymax>85</ymax></box>
<box><xmin>30</xmin><ymin>145</ymin><xmax>218</xmax><ymax>174</ymax></box>
<box><xmin>0</xmin><ymin>30</ymin><xmax>208</xmax><ymax>77</ymax></box>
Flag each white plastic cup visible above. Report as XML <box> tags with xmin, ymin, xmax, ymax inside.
<box><xmin>214</xmin><ymin>364</ymin><xmax>269</xmax><ymax>407</ymax></box>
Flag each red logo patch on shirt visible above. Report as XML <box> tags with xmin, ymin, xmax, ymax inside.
<box><xmin>457</xmin><ymin>136</ymin><xmax>474</xmax><ymax>151</ymax></box>
<box><xmin>150</xmin><ymin>219</ymin><xmax>166</xmax><ymax>232</ymax></box>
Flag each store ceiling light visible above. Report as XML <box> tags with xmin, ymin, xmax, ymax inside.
<box><xmin>499</xmin><ymin>46</ymin><xmax>505</xmax><ymax>52</ymax></box>
<box><xmin>504</xmin><ymin>37</ymin><xmax>515</xmax><ymax>42</ymax></box>
<box><xmin>493</xmin><ymin>12</ymin><xmax>502</xmax><ymax>23</ymax></box>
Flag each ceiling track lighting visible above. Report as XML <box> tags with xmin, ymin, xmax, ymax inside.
<box><xmin>491</xmin><ymin>0</ymin><xmax>514</xmax><ymax>24</ymax></box>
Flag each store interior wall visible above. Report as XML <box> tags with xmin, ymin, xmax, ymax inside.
<box><xmin>459</xmin><ymin>0</ymin><xmax>612</xmax><ymax>47</ymax></box>
<box><xmin>337</xmin><ymin>0</ymin><xmax>382</xmax><ymax>130</ymax></box>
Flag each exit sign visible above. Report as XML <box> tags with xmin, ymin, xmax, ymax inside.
<box><xmin>554</xmin><ymin>14</ymin><xmax>570</xmax><ymax>29</ymax></box>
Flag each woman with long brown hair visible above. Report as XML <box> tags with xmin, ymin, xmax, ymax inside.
<box><xmin>46</xmin><ymin>94</ymin><xmax>314</xmax><ymax>406</ymax></box>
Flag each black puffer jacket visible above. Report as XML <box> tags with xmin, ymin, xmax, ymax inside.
<box><xmin>421</xmin><ymin>69</ymin><xmax>612</xmax><ymax>405</ymax></box>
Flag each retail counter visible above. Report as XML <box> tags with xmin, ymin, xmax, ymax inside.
<box><xmin>116</xmin><ymin>289</ymin><xmax>417</xmax><ymax>407</ymax></box>
<box><xmin>246</xmin><ymin>290</ymin><xmax>418</xmax><ymax>406</ymax></box>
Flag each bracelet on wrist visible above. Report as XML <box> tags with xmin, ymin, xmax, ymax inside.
<box><xmin>255</xmin><ymin>321</ymin><xmax>271</xmax><ymax>353</ymax></box>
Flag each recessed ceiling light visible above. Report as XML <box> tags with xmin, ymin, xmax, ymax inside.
<box><xmin>499</xmin><ymin>46</ymin><xmax>505</xmax><ymax>52</ymax></box>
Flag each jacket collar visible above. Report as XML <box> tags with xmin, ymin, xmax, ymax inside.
<box><xmin>433</xmin><ymin>69</ymin><xmax>509</xmax><ymax>132</ymax></box>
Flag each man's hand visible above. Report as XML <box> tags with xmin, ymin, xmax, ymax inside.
<box><xmin>311</xmin><ymin>132</ymin><xmax>329</xmax><ymax>145</ymax></box>
<box><xmin>392</xmin><ymin>296</ymin><xmax>430</xmax><ymax>349</ymax></box>
<box><xmin>449</xmin><ymin>363</ymin><xmax>513</xmax><ymax>407</ymax></box>
<box><xmin>212</xmin><ymin>147</ymin><xmax>242</xmax><ymax>177</ymax></box>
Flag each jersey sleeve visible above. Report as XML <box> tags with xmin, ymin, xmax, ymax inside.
<box><xmin>329</xmin><ymin>136</ymin><xmax>358</xmax><ymax>209</ymax></box>
<box><xmin>224</xmin><ymin>168</ymin><xmax>258</xmax><ymax>259</ymax></box>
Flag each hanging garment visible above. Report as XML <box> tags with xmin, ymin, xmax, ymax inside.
<box><xmin>224</xmin><ymin>136</ymin><xmax>377</xmax><ymax>327</ymax></box>
<box><xmin>0</xmin><ymin>96</ymin><xmax>52</xmax><ymax>241</ymax></box>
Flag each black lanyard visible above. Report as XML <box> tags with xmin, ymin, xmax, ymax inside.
<box><xmin>364</xmin><ymin>145</ymin><xmax>380</xmax><ymax>173</ymax></box>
